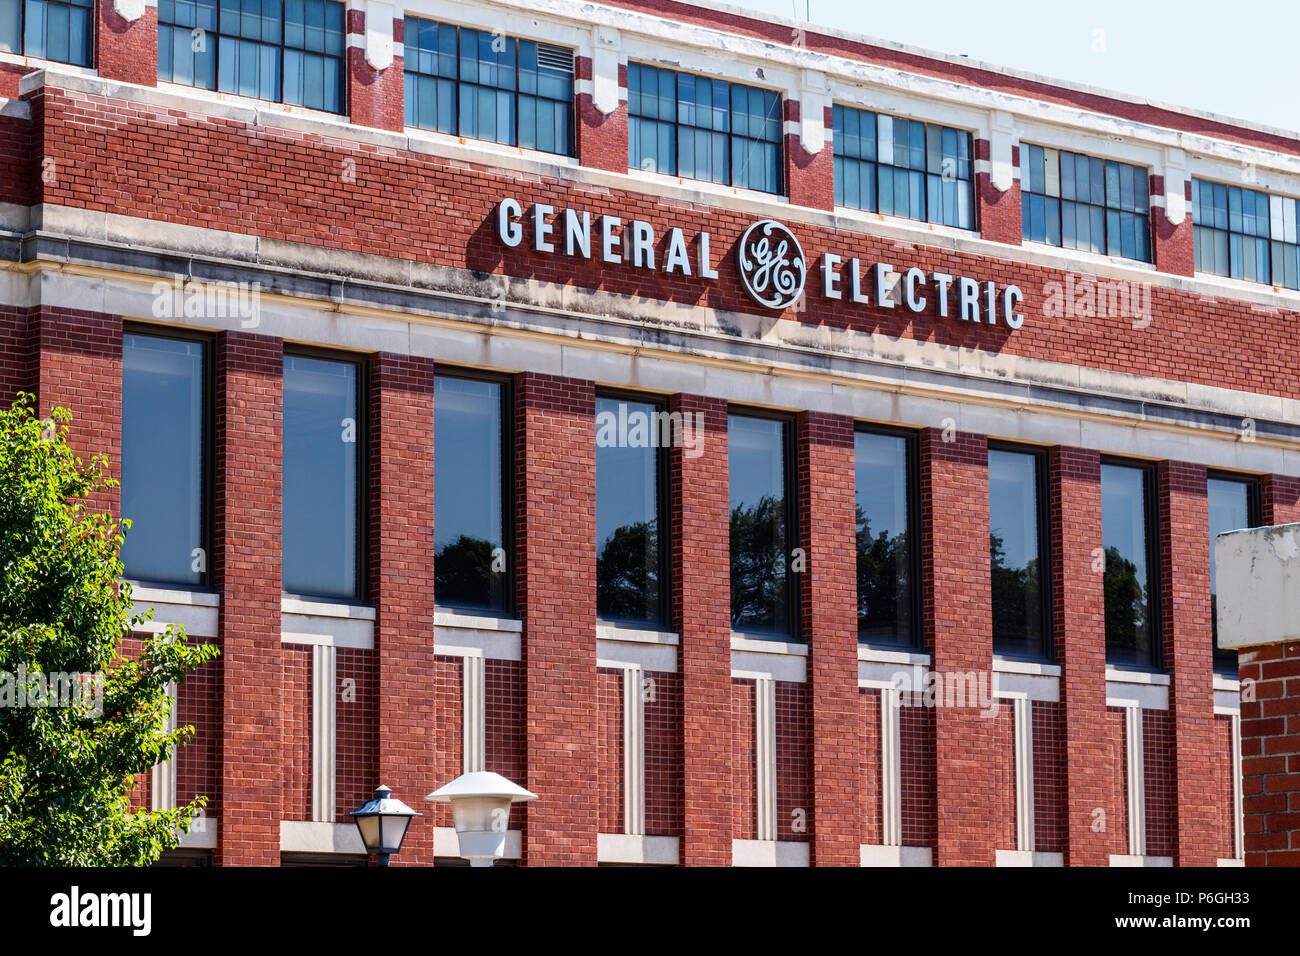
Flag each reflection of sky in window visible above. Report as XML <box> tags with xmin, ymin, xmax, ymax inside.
<box><xmin>283</xmin><ymin>356</ymin><xmax>357</xmax><ymax>597</ymax></box>
<box><xmin>855</xmin><ymin>431</ymin><xmax>906</xmax><ymax>538</ymax></box>
<box><xmin>1207</xmin><ymin>478</ymin><xmax>1249</xmax><ymax>595</ymax></box>
<box><xmin>1101</xmin><ymin>464</ymin><xmax>1148</xmax><ymax>586</ymax></box>
<box><xmin>728</xmin><ymin>415</ymin><xmax>784</xmax><ymax>511</ymax></box>
<box><xmin>595</xmin><ymin>398</ymin><xmax>658</xmax><ymax>550</ymax></box>
<box><xmin>121</xmin><ymin>334</ymin><xmax>204</xmax><ymax>585</ymax></box>
<box><xmin>434</xmin><ymin>377</ymin><xmax>502</xmax><ymax>552</ymax></box>
<box><xmin>988</xmin><ymin>450</ymin><xmax>1039</xmax><ymax>571</ymax></box>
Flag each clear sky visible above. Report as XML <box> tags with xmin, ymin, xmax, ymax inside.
<box><xmin>727</xmin><ymin>0</ymin><xmax>1300</xmax><ymax>135</ymax></box>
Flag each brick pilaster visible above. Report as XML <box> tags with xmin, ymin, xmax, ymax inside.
<box><xmin>576</xmin><ymin>57</ymin><xmax>626</xmax><ymax>174</ymax></box>
<box><xmin>1157</xmin><ymin>460</ymin><xmax>1217</xmax><ymax>865</ymax></box>
<box><xmin>1238</xmin><ymin>639</ymin><xmax>1300</xmax><ymax>866</ymax></box>
<box><xmin>672</xmin><ymin>393</ymin><xmax>732</xmax><ymax>866</ymax></box>
<box><xmin>367</xmin><ymin>353</ymin><xmax>437</xmax><ymax>864</ymax></box>
<box><xmin>797</xmin><ymin>411</ymin><xmax>858</xmax><ymax>865</ymax></box>
<box><xmin>1262</xmin><ymin>474</ymin><xmax>1300</xmax><ymax>526</ymax></box>
<box><xmin>1049</xmin><ymin>446</ymin><xmax>1110</xmax><ymax>865</ymax></box>
<box><xmin>96</xmin><ymin>0</ymin><xmax>158</xmax><ymax>87</ymax></box>
<box><xmin>213</xmin><ymin>331</ymin><xmax>282</xmax><ymax>866</ymax></box>
<box><xmin>347</xmin><ymin>11</ymin><xmax>404</xmax><ymax>133</ymax></box>
<box><xmin>1151</xmin><ymin>175</ymin><xmax>1194</xmax><ymax>277</ymax></box>
<box><xmin>516</xmin><ymin>373</ymin><xmax>597</xmax><ymax>865</ymax></box>
<box><xmin>785</xmin><ymin>102</ymin><xmax>833</xmax><ymax>212</ymax></box>
<box><xmin>920</xmin><ymin>428</ymin><xmax>996</xmax><ymax>866</ymax></box>
<box><xmin>976</xmin><ymin>139</ymin><xmax>1022</xmax><ymax>245</ymax></box>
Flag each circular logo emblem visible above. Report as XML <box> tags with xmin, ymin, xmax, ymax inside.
<box><xmin>737</xmin><ymin>219</ymin><xmax>807</xmax><ymax>310</ymax></box>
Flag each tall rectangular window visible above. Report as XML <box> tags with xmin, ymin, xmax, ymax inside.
<box><xmin>434</xmin><ymin>374</ymin><xmax>510</xmax><ymax>613</ymax></box>
<box><xmin>158</xmin><ymin>0</ymin><xmax>345</xmax><ymax>114</ymax></box>
<box><xmin>121</xmin><ymin>332</ymin><xmax>209</xmax><ymax>588</ymax></box>
<box><xmin>282</xmin><ymin>353</ymin><xmax>361</xmax><ymax>600</ymax></box>
<box><xmin>729</xmin><ymin>412</ymin><xmax>796</xmax><ymax>637</ymax></box>
<box><xmin>1101</xmin><ymin>460</ymin><xmax>1159</xmax><ymax>670</ymax></box>
<box><xmin>628</xmin><ymin>62</ymin><xmax>782</xmax><ymax>195</ymax></box>
<box><xmin>988</xmin><ymin>444</ymin><xmax>1050</xmax><ymax>659</ymax></box>
<box><xmin>594</xmin><ymin>394</ymin><xmax>668</xmax><ymax>627</ymax></box>
<box><xmin>855</xmin><ymin>427</ymin><xmax>919</xmax><ymax>647</ymax></box>
<box><xmin>0</xmin><ymin>0</ymin><xmax>93</xmax><ymax>66</ymax></box>
<box><xmin>403</xmin><ymin>17</ymin><xmax>575</xmax><ymax>157</ymax></box>
<box><xmin>1020</xmin><ymin>145</ymin><xmax>1151</xmax><ymax>262</ymax></box>
<box><xmin>1208</xmin><ymin>474</ymin><xmax>1260</xmax><ymax>674</ymax></box>
<box><xmin>832</xmin><ymin>103</ymin><xmax>973</xmax><ymax>229</ymax></box>
<box><xmin>1192</xmin><ymin>179</ymin><xmax>1300</xmax><ymax>289</ymax></box>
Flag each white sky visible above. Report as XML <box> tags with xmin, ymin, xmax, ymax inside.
<box><xmin>727</xmin><ymin>0</ymin><xmax>1300</xmax><ymax>135</ymax></box>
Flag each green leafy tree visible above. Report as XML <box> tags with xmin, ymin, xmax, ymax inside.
<box><xmin>596</xmin><ymin>520</ymin><xmax>660</xmax><ymax>622</ymax></box>
<box><xmin>855</xmin><ymin>506</ymin><xmax>912</xmax><ymax>641</ymax></box>
<box><xmin>989</xmin><ymin>532</ymin><xmax>1042</xmax><ymax>646</ymax></box>
<box><xmin>730</xmin><ymin>495</ymin><xmax>789</xmax><ymax>631</ymax></box>
<box><xmin>1103</xmin><ymin>544</ymin><xmax>1149</xmax><ymax>654</ymax></box>
<box><xmin>0</xmin><ymin>395</ymin><xmax>218</xmax><ymax>866</ymax></box>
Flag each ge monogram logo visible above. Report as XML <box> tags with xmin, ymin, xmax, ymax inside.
<box><xmin>737</xmin><ymin>219</ymin><xmax>807</xmax><ymax>310</ymax></box>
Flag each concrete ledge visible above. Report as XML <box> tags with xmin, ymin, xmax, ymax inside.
<box><xmin>129</xmin><ymin>584</ymin><xmax>220</xmax><ymax>639</ymax></box>
<box><xmin>281</xmin><ymin>820</ymin><xmax>364</xmax><ymax>854</ymax></box>
<box><xmin>996</xmin><ymin>849</ymin><xmax>1064</xmax><ymax>867</ymax></box>
<box><xmin>1109</xmin><ymin>854</ymin><xmax>1174</xmax><ymax>867</ymax></box>
<box><xmin>859</xmin><ymin>844</ymin><xmax>932</xmax><ymax>867</ymax></box>
<box><xmin>597</xmin><ymin>833</ymin><xmax>680</xmax><ymax>865</ymax></box>
<box><xmin>732</xmin><ymin>839</ymin><xmax>810</xmax><ymax>867</ymax></box>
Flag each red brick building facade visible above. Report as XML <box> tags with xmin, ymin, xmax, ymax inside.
<box><xmin>1</xmin><ymin>0</ymin><xmax>1296</xmax><ymax>866</ymax></box>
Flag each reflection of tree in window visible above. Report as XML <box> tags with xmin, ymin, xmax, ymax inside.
<box><xmin>730</xmin><ymin>494</ymin><xmax>788</xmax><ymax>632</ymax></box>
<box><xmin>855</xmin><ymin>506</ymin><xmax>911</xmax><ymax>642</ymax></box>
<box><xmin>990</xmin><ymin>531</ymin><xmax>1041</xmax><ymax>645</ymax></box>
<box><xmin>596</xmin><ymin>520</ymin><xmax>660</xmax><ymax>622</ymax></box>
<box><xmin>435</xmin><ymin>535</ymin><xmax>497</xmax><ymax>607</ymax></box>
<box><xmin>1103</xmin><ymin>545</ymin><xmax>1149</xmax><ymax>655</ymax></box>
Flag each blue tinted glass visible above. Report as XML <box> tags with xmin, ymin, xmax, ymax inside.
<box><xmin>1102</xmin><ymin>464</ymin><xmax>1155</xmax><ymax>669</ymax></box>
<box><xmin>729</xmin><ymin>414</ymin><xmax>791</xmax><ymax>636</ymax></box>
<box><xmin>989</xmin><ymin>449</ymin><xmax>1045</xmax><ymax>658</ymax></box>
<box><xmin>856</xmin><ymin>430</ymin><xmax>913</xmax><ymax>645</ymax></box>
<box><xmin>1</xmin><ymin>0</ymin><xmax>21</xmax><ymax>53</ymax></box>
<box><xmin>595</xmin><ymin>396</ymin><xmax>663</xmax><ymax>625</ymax></box>
<box><xmin>1208</xmin><ymin>478</ymin><xmax>1252</xmax><ymax>669</ymax></box>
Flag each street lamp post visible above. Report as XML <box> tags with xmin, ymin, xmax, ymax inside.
<box><xmin>349</xmin><ymin>785</ymin><xmax>420</xmax><ymax>867</ymax></box>
<box><xmin>426</xmin><ymin>772</ymin><xmax>537</xmax><ymax>867</ymax></box>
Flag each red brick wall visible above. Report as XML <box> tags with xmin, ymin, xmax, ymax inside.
<box><xmin>1262</xmin><ymin>474</ymin><xmax>1300</xmax><ymax>526</ymax></box>
<box><xmin>993</xmin><ymin>701</ymin><xmax>1016</xmax><ymax>850</ymax></box>
<box><xmin>576</xmin><ymin>58</ymin><xmax>627</xmax><ymax>174</ymax></box>
<box><xmin>213</xmin><ymin>331</ymin><xmax>282</xmax><ymax>867</ymax></box>
<box><xmin>485</xmin><ymin>659</ymin><xmax>527</xmax><ymax>834</ymax></box>
<box><xmin>900</xmin><ymin>702</ymin><xmax>936</xmax><ymax>847</ymax></box>
<box><xmin>731</xmin><ymin>678</ymin><xmax>756</xmax><ymax>841</ymax></box>
<box><xmin>1143</xmin><ymin>708</ymin><xmax>1177</xmax><ymax>857</ymax></box>
<box><xmin>347</xmin><ymin>15</ymin><xmax>404</xmax><ymax>133</ymax></box>
<box><xmin>1238</xmin><ymin>639</ymin><xmax>1300</xmax><ymax>866</ymax></box>
<box><xmin>428</xmin><ymin>655</ymin><xmax>463</xmax><ymax>831</ymax></box>
<box><xmin>785</xmin><ymin>102</ymin><xmax>833</xmax><ymax>211</ymax></box>
<box><xmin>175</xmin><ymin>657</ymin><xmax>220</xmax><ymax>818</ymax></box>
<box><xmin>516</xmin><ymin>372</ymin><xmax>597</xmax><ymax>865</ymax></box>
<box><xmin>282</xmin><ymin>644</ymin><xmax>312</xmax><ymax>821</ymax></box>
<box><xmin>1151</xmin><ymin>177</ymin><xmax>1195</xmax><ymax>277</ymax></box>
<box><xmin>1032</xmin><ymin>699</ymin><xmax>1067</xmax><ymax>854</ymax></box>
<box><xmin>860</xmin><ymin>688</ymin><xmax>882</xmax><ymax>846</ymax></box>
<box><xmin>367</xmin><ymin>353</ymin><xmax>438</xmax><ymax>864</ymax></box>
<box><xmin>1211</xmin><ymin>714</ymin><xmax>1237</xmax><ymax>861</ymax></box>
<box><xmin>1105</xmin><ymin>705</ymin><xmax>1130</xmax><ymax>856</ymax></box>
<box><xmin>0</xmin><ymin>114</ymin><xmax>31</xmax><ymax>206</ymax></box>
<box><xmin>95</xmin><ymin>0</ymin><xmax>158</xmax><ymax>86</ymax></box>
<box><xmin>775</xmin><ymin>680</ymin><xmax>812</xmax><ymax>843</ymax></box>
<box><xmin>975</xmin><ymin>139</ymin><xmax>1021</xmax><ymax>245</ymax></box>
<box><xmin>335</xmin><ymin>647</ymin><xmax>377</xmax><ymax>820</ymax></box>
<box><xmin>597</xmin><ymin>666</ymin><xmax>624</xmax><ymax>834</ymax></box>
<box><xmin>644</xmin><ymin>670</ymin><xmax>682</xmax><ymax>836</ymax></box>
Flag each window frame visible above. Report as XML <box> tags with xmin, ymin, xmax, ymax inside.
<box><xmin>1100</xmin><ymin>455</ymin><xmax>1163</xmax><ymax>672</ymax></box>
<box><xmin>726</xmin><ymin>405</ymin><xmax>801</xmax><ymax>641</ymax></box>
<box><xmin>593</xmin><ymin>387</ymin><xmax>672</xmax><ymax>630</ymax></box>
<box><xmin>987</xmin><ymin>440</ymin><xmax>1053</xmax><ymax>662</ymax></box>
<box><xmin>121</xmin><ymin>322</ymin><xmax>216</xmax><ymax>592</ymax></box>
<box><xmin>831</xmin><ymin>101</ymin><xmax>975</xmax><ymax>230</ymax></box>
<box><xmin>1206</xmin><ymin>469</ymin><xmax>1261</xmax><ymax>676</ymax></box>
<box><xmin>1191</xmin><ymin>176</ymin><xmax>1300</xmax><ymax>290</ymax></box>
<box><xmin>431</xmin><ymin>366</ymin><xmax>516</xmax><ymax>618</ymax></box>
<box><xmin>280</xmin><ymin>344</ymin><xmax>369</xmax><ymax>605</ymax></box>
<box><xmin>854</xmin><ymin>422</ymin><xmax>924</xmax><ymax>651</ymax></box>
<box><xmin>627</xmin><ymin>60</ymin><xmax>785</xmax><ymax>197</ymax></box>
<box><xmin>402</xmin><ymin>15</ymin><xmax>577</xmax><ymax>158</ymax></box>
<box><xmin>1</xmin><ymin>0</ymin><xmax>95</xmax><ymax>68</ymax></box>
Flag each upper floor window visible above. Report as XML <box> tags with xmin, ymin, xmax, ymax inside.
<box><xmin>832</xmin><ymin>103</ymin><xmax>973</xmax><ymax>229</ymax></box>
<box><xmin>1208</xmin><ymin>473</ymin><xmax>1260</xmax><ymax>674</ymax></box>
<box><xmin>434</xmin><ymin>373</ymin><xmax>511</xmax><ymax>613</ymax></box>
<box><xmin>628</xmin><ymin>62</ymin><xmax>782</xmax><ymax>195</ymax></box>
<box><xmin>158</xmin><ymin>0</ymin><xmax>346</xmax><ymax>114</ymax></box>
<box><xmin>1101</xmin><ymin>459</ymin><xmax>1160</xmax><ymax>670</ymax></box>
<box><xmin>1192</xmin><ymin>178</ymin><xmax>1300</xmax><ymax>289</ymax></box>
<box><xmin>595</xmin><ymin>393</ymin><xmax>668</xmax><ymax>627</ymax></box>
<box><xmin>403</xmin><ymin>17</ymin><xmax>575</xmax><ymax>157</ymax></box>
<box><xmin>855</xmin><ymin>426</ymin><xmax>919</xmax><ymax>647</ymax></box>
<box><xmin>729</xmin><ymin>412</ymin><xmax>797</xmax><ymax>637</ymax></box>
<box><xmin>1020</xmin><ymin>145</ymin><xmax>1151</xmax><ymax>263</ymax></box>
<box><xmin>988</xmin><ymin>444</ymin><xmax>1050</xmax><ymax>660</ymax></box>
<box><xmin>121</xmin><ymin>330</ymin><xmax>210</xmax><ymax>589</ymax></box>
<box><xmin>0</xmin><ymin>0</ymin><xmax>93</xmax><ymax>67</ymax></box>
<box><xmin>283</xmin><ymin>352</ymin><xmax>363</xmax><ymax>601</ymax></box>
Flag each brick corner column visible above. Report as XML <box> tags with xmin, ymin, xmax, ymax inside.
<box><xmin>576</xmin><ymin>55</ymin><xmax>626</xmax><ymax>174</ymax></box>
<box><xmin>213</xmin><ymin>330</ymin><xmax>283</xmax><ymax>866</ymax></box>
<box><xmin>975</xmin><ymin>138</ymin><xmax>1022</xmax><ymax>246</ymax></box>
<box><xmin>516</xmin><ymin>373</ymin><xmax>597</xmax><ymax>866</ymax></box>
<box><xmin>346</xmin><ymin>10</ymin><xmax>405</xmax><ymax>133</ymax></box>
<box><xmin>920</xmin><ymin>427</ymin><xmax>995</xmax><ymax>866</ymax></box>
<box><xmin>368</xmin><ymin>352</ymin><xmax>437</xmax><ymax>864</ymax></box>
<box><xmin>1157</xmin><ymin>459</ymin><xmax>1217</xmax><ymax>866</ymax></box>
<box><xmin>785</xmin><ymin>103</ymin><xmax>833</xmax><ymax>212</ymax></box>
<box><xmin>1237</xmin><ymin>638</ymin><xmax>1300</xmax><ymax>866</ymax></box>
<box><xmin>96</xmin><ymin>0</ymin><xmax>158</xmax><ymax>87</ymax></box>
<box><xmin>671</xmin><ymin>393</ymin><xmax>732</xmax><ymax>866</ymax></box>
<box><xmin>1151</xmin><ymin>175</ymin><xmax>1194</xmax><ymax>277</ymax></box>
<box><xmin>1048</xmin><ymin>445</ymin><xmax>1110</xmax><ymax>866</ymax></box>
<box><xmin>797</xmin><ymin>410</ymin><xmax>859</xmax><ymax>865</ymax></box>
<box><xmin>1262</xmin><ymin>473</ymin><xmax>1300</xmax><ymax>526</ymax></box>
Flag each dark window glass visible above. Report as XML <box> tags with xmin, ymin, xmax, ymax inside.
<box><xmin>3</xmin><ymin>0</ymin><xmax>92</xmax><ymax>65</ymax></box>
<box><xmin>1020</xmin><ymin>145</ymin><xmax>1150</xmax><ymax>263</ymax></box>
<box><xmin>434</xmin><ymin>375</ymin><xmax>509</xmax><ymax>612</ymax></box>
<box><xmin>158</xmin><ymin>0</ymin><xmax>345</xmax><ymax>113</ymax></box>
<box><xmin>1193</xmin><ymin>178</ymin><xmax>1299</xmax><ymax>289</ymax></box>
<box><xmin>282</xmin><ymin>354</ymin><xmax>360</xmax><ymax>599</ymax></box>
<box><xmin>855</xmin><ymin>429</ymin><xmax>917</xmax><ymax>646</ymax></box>
<box><xmin>594</xmin><ymin>395</ymin><xmax>666</xmax><ymax>626</ymax></box>
<box><xmin>1208</xmin><ymin>475</ymin><xmax>1259</xmax><ymax>673</ymax></box>
<box><xmin>729</xmin><ymin>414</ymin><xmax>794</xmax><ymax>636</ymax></box>
<box><xmin>832</xmin><ymin>104</ymin><xmax>973</xmax><ymax>229</ymax></box>
<box><xmin>627</xmin><ymin>62</ymin><xmax>782</xmax><ymax>195</ymax></box>
<box><xmin>1102</xmin><ymin>462</ymin><xmax>1159</xmax><ymax>669</ymax></box>
<box><xmin>989</xmin><ymin>447</ymin><xmax>1049</xmax><ymax>658</ymax></box>
<box><xmin>121</xmin><ymin>333</ymin><xmax>207</xmax><ymax>588</ymax></box>
<box><xmin>403</xmin><ymin>17</ymin><xmax>574</xmax><ymax>158</ymax></box>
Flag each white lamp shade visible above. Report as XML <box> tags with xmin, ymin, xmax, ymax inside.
<box><xmin>380</xmin><ymin>813</ymin><xmax>413</xmax><ymax>854</ymax></box>
<box><xmin>356</xmin><ymin>813</ymin><xmax>381</xmax><ymax>853</ymax></box>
